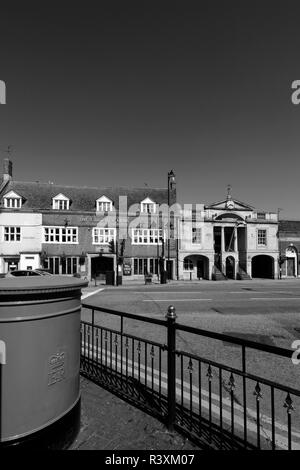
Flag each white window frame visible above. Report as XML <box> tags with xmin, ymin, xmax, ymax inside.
<box><xmin>4</xmin><ymin>226</ymin><xmax>21</xmax><ymax>242</ymax></box>
<box><xmin>96</xmin><ymin>196</ymin><xmax>113</xmax><ymax>212</ymax></box>
<box><xmin>52</xmin><ymin>194</ymin><xmax>70</xmax><ymax>210</ymax></box>
<box><xmin>140</xmin><ymin>198</ymin><xmax>156</xmax><ymax>214</ymax></box>
<box><xmin>4</xmin><ymin>197</ymin><xmax>22</xmax><ymax>208</ymax></box>
<box><xmin>92</xmin><ymin>228</ymin><xmax>116</xmax><ymax>245</ymax></box>
<box><xmin>132</xmin><ymin>229</ymin><xmax>164</xmax><ymax>245</ymax></box>
<box><xmin>43</xmin><ymin>226</ymin><xmax>78</xmax><ymax>244</ymax></box>
<box><xmin>53</xmin><ymin>199</ymin><xmax>69</xmax><ymax>210</ymax></box>
<box><xmin>257</xmin><ymin>229</ymin><xmax>267</xmax><ymax>247</ymax></box>
<box><xmin>192</xmin><ymin>227</ymin><xmax>202</xmax><ymax>244</ymax></box>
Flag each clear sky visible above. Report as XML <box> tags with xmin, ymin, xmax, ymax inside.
<box><xmin>1</xmin><ymin>1</ymin><xmax>300</xmax><ymax>218</ymax></box>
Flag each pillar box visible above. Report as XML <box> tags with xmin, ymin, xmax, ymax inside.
<box><xmin>0</xmin><ymin>276</ymin><xmax>88</xmax><ymax>449</ymax></box>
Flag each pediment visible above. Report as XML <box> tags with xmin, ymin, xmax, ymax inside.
<box><xmin>205</xmin><ymin>198</ymin><xmax>254</xmax><ymax>211</ymax></box>
<box><xmin>3</xmin><ymin>190</ymin><xmax>22</xmax><ymax>200</ymax></box>
<box><xmin>96</xmin><ymin>195</ymin><xmax>113</xmax><ymax>203</ymax></box>
<box><xmin>53</xmin><ymin>193</ymin><xmax>69</xmax><ymax>201</ymax></box>
<box><xmin>141</xmin><ymin>197</ymin><xmax>155</xmax><ymax>205</ymax></box>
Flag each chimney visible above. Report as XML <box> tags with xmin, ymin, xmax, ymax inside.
<box><xmin>3</xmin><ymin>158</ymin><xmax>12</xmax><ymax>182</ymax></box>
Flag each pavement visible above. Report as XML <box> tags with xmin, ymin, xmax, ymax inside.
<box><xmin>76</xmin><ymin>282</ymin><xmax>199</xmax><ymax>451</ymax></box>
<box><xmin>70</xmin><ymin>378</ymin><xmax>199</xmax><ymax>451</ymax></box>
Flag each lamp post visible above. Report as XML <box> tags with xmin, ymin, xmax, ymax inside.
<box><xmin>116</xmin><ymin>217</ymin><xmax>119</xmax><ymax>287</ymax></box>
<box><xmin>167</xmin><ymin>170</ymin><xmax>176</xmax><ymax>279</ymax></box>
<box><xmin>159</xmin><ymin>236</ymin><xmax>165</xmax><ymax>283</ymax></box>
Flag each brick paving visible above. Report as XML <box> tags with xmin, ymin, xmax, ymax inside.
<box><xmin>70</xmin><ymin>377</ymin><xmax>199</xmax><ymax>451</ymax></box>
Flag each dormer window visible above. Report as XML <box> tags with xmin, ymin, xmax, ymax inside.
<box><xmin>52</xmin><ymin>194</ymin><xmax>70</xmax><ymax>210</ymax></box>
<box><xmin>141</xmin><ymin>198</ymin><xmax>156</xmax><ymax>214</ymax></box>
<box><xmin>3</xmin><ymin>191</ymin><xmax>22</xmax><ymax>209</ymax></box>
<box><xmin>96</xmin><ymin>196</ymin><xmax>113</xmax><ymax>212</ymax></box>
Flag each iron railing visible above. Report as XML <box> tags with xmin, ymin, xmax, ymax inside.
<box><xmin>80</xmin><ymin>303</ymin><xmax>300</xmax><ymax>450</ymax></box>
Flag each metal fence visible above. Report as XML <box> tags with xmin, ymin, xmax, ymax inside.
<box><xmin>80</xmin><ymin>303</ymin><xmax>300</xmax><ymax>450</ymax></box>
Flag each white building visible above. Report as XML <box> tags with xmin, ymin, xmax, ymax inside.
<box><xmin>0</xmin><ymin>211</ymin><xmax>42</xmax><ymax>272</ymax></box>
<box><xmin>178</xmin><ymin>189</ymin><xmax>279</xmax><ymax>280</ymax></box>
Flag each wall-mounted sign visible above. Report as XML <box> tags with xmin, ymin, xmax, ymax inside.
<box><xmin>123</xmin><ymin>264</ymin><xmax>132</xmax><ymax>276</ymax></box>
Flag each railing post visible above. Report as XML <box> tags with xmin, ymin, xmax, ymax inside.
<box><xmin>166</xmin><ymin>305</ymin><xmax>177</xmax><ymax>430</ymax></box>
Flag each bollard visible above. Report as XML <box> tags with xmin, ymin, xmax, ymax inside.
<box><xmin>165</xmin><ymin>305</ymin><xmax>177</xmax><ymax>430</ymax></box>
<box><xmin>0</xmin><ymin>276</ymin><xmax>88</xmax><ymax>449</ymax></box>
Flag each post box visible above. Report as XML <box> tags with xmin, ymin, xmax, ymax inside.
<box><xmin>0</xmin><ymin>276</ymin><xmax>88</xmax><ymax>449</ymax></box>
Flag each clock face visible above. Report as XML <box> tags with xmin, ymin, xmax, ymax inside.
<box><xmin>226</xmin><ymin>200</ymin><xmax>234</xmax><ymax>209</ymax></box>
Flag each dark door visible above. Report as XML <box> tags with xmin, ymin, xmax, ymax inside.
<box><xmin>91</xmin><ymin>256</ymin><xmax>113</xmax><ymax>279</ymax></box>
<box><xmin>197</xmin><ymin>260</ymin><xmax>204</xmax><ymax>279</ymax></box>
<box><xmin>166</xmin><ymin>260</ymin><xmax>173</xmax><ymax>280</ymax></box>
<box><xmin>287</xmin><ymin>258</ymin><xmax>295</xmax><ymax>277</ymax></box>
<box><xmin>226</xmin><ymin>257</ymin><xmax>235</xmax><ymax>279</ymax></box>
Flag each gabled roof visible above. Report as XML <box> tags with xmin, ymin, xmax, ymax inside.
<box><xmin>140</xmin><ymin>197</ymin><xmax>156</xmax><ymax>204</ymax></box>
<box><xmin>52</xmin><ymin>193</ymin><xmax>70</xmax><ymax>200</ymax></box>
<box><xmin>205</xmin><ymin>198</ymin><xmax>255</xmax><ymax>211</ymax></box>
<box><xmin>96</xmin><ymin>195</ymin><xmax>113</xmax><ymax>203</ymax></box>
<box><xmin>0</xmin><ymin>181</ymin><xmax>174</xmax><ymax>211</ymax></box>
<box><xmin>3</xmin><ymin>190</ymin><xmax>23</xmax><ymax>199</ymax></box>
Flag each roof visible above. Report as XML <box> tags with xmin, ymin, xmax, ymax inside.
<box><xmin>279</xmin><ymin>220</ymin><xmax>300</xmax><ymax>232</ymax></box>
<box><xmin>0</xmin><ymin>181</ymin><xmax>176</xmax><ymax>211</ymax></box>
<box><xmin>205</xmin><ymin>198</ymin><xmax>255</xmax><ymax>211</ymax></box>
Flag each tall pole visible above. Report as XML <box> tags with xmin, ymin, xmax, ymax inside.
<box><xmin>167</xmin><ymin>173</ymin><xmax>170</xmax><ymax>271</ymax></box>
<box><xmin>167</xmin><ymin>170</ymin><xmax>175</xmax><ymax>280</ymax></box>
<box><xmin>116</xmin><ymin>217</ymin><xmax>119</xmax><ymax>286</ymax></box>
<box><xmin>277</xmin><ymin>208</ymin><xmax>283</xmax><ymax>279</ymax></box>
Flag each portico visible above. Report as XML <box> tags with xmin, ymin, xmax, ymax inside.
<box><xmin>179</xmin><ymin>188</ymin><xmax>279</xmax><ymax>280</ymax></box>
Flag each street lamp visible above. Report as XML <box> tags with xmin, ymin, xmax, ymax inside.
<box><xmin>167</xmin><ymin>170</ymin><xmax>176</xmax><ymax>278</ymax></box>
<box><xmin>159</xmin><ymin>236</ymin><xmax>165</xmax><ymax>284</ymax></box>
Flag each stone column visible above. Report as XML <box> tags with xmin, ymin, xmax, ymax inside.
<box><xmin>235</xmin><ymin>257</ymin><xmax>239</xmax><ymax>279</ymax></box>
<box><xmin>221</xmin><ymin>226</ymin><xmax>225</xmax><ymax>252</ymax></box>
<box><xmin>273</xmin><ymin>256</ymin><xmax>278</xmax><ymax>279</ymax></box>
<box><xmin>234</xmin><ymin>226</ymin><xmax>238</xmax><ymax>252</ymax></box>
<box><xmin>247</xmin><ymin>257</ymin><xmax>252</xmax><ymax>278</ymax></box>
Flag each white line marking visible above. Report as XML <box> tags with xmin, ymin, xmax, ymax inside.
<box><xmin>142</xmin><ymin>297</ymin><xmax>300</xmax><ymax>303</ymax></box>
<box><xmin>142</xmin><ymin>299</ymin><xmax>212</xmax><ymax>302</ymax></box>
<box><xmin>250</xmin><ymin>298</ymin><xmax>300</xmax><ymax>301</ymax></box>
<box><xmin>82</xmin><ymin>288</ymin><xmax>105</xmax><ymax>300</ymax></box>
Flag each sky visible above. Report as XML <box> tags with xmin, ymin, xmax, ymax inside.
<box><xmin>1</xmin><ymin>1</ymin><xmax>300</xmax><ymax>218</ymax></box>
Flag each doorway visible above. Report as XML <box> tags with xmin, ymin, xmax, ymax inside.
<box><xmin>252</xmin><ymin>255</ymin><xmax>274</xmax><ymax>279</ymax></box>
<box><xmin>287</xmin><ymin>258</ymin><xmax>295</xmax><ymax>277</ymax></box>
<box><xmin>225</xmin><ymin>256</ymin><xmax>235</xmax><ymax>279</ymax></box>
<box><xmin>166</xmin><ymin>260</ymin><xmax>173</xmax><ymax>280</ymax></box>
<box><xmin>91</xmin><ymin>256</ymin><xmax>114</xmax><ymax>280</ymax></box>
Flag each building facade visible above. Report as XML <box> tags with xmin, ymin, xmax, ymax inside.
<box><xmin>0</xmin><ymin>158</ymin><xmax>177</xmax><ymax>281</ymax></box>
<box><xmin>178</xmin><ymin>190</ymin><xmax>279</xmax><ymax>280</ymax></box>
<box><xmin>0</xmin><ymin>159</ymin><xmax>282</xmax><ymax>281</ymax></box>
<box><xmin>278</xmin><ymin>220</ymin><xmax>300</xmax><ymax>278</ymax></box>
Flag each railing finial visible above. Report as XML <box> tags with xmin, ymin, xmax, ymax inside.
<box><xmin>166</xmin><ymin>305</ymin><xmax>176</xmax><ymax>319</ymax></box>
